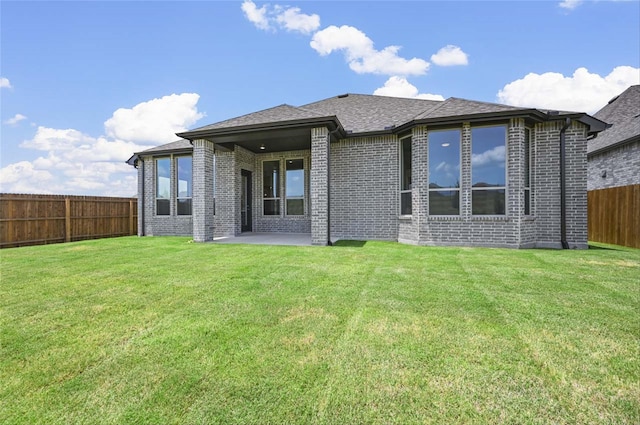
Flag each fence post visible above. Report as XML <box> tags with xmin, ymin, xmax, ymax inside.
<box><xmin>129</xmin><ymin>199</ymin><xmax>135</xmax><ymax>236</ymax></box>
<box><xmin>65</xmin><ymin>197</ymin><xmax>71</xmax><ymax>242</ymax></box>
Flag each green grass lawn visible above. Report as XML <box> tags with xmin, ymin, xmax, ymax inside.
<box><xmin>1</xmin><ymin>237</ymin><xmax>638</xmax><ymax>425</ymax></box>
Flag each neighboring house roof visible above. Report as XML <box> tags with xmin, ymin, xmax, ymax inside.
<box><xmin>588</xmin><ymin>85</ymin><xmax>640</xmax><ymax>155</ymax></box>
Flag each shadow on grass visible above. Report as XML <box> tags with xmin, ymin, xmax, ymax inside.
<box><xmin>332</xmin><ymin>240</ymin><xmax>367</xmax><ymax>248</ymax></box>
<box><xmin>588</xmin><ymin>242</ymin><xmax>636</xmax><ymax>251</ymax></box>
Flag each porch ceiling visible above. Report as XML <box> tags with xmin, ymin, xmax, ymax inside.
<box><xmin>212</xmin><ymin>126</ymin><xmax>312</xmax><ymax>153</ymax></box>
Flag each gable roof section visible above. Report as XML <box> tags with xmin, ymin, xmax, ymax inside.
<box><xmin>300</xmin><ymin>94</ymin><xmax>442</xmax><ymax>134</ymax></box>
<box><xmin>414</xmin><ymin>97</ymin><xmax>525</xmax><ymax>120</ymax></box>
<box><xmin>588</xmin><ymin>85</ymin><xmax>640</xmax><ymax>155</ymax></box>
<box><xmin>188</xmin><ymin>104</ymin><xmax>327</xmax><ymax>132</ymax></box>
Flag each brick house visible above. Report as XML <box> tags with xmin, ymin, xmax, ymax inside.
<box><xmin>587</xmin><ymin>85</ymin><xmax>640</xmax><ymax>190</ymax></box>
<box><xmin>127</xmin><ymin>93</ymin><xmax>606</xmax><ymax>248</ymax></box>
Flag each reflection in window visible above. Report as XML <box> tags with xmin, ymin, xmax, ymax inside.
<box><xmin>471</xmin><ymin>126</ymin><xmax>506</xmax><ymax>215</ymax></box>
<box><xmin>400</xmin><ymin>137</ymin><xmax>412</xmax><ymax>215</ymax></box>
<box><xmin>428</xmin><ymin>129</ymin><xmax>460</xmax><ymax>215</ymax></box>
<box><xmin>263</xmin><ymin>160</ymin><xmax>280</xmax><ymax>215</ymax></box>
<box><xmin>156</xmin><ymin>158</ymin><xmax>170</xmax><ymax>215</ymax></box>
<box><xmin>286</xmin><ymin>159</ymin><xmax>304</xmax><ymax>215</ymax></box>
<box><xmin>176</xmin><ymin>156</ymin><xmax>192</xmax><ymax>215</ymax></box>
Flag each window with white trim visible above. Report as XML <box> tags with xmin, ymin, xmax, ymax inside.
<box><xmin>428</xmin><ymin>129</ymin><xmax>461</xmax><ymax>215</ymax></box>
<box><xmin>471</xmin><ymin>125</ymin><xmax>506</xmax><ymax>215</ymax></box>
<box><xmin>156</xmin><ymin>158</ymin><xmax>170</xmax><ymax>215</ymax></box>
<box><xmin>176</xmin><ymin>156</ymin><xmax>192</xmax><ymax>215</ymax></box>
<box><xmin>286</xmin><ymin>159</ymin><xmax>304</xmax><ymax>215</ymax></box>
<box><xmin>400</xmin><ymin>137</ymin><xmax>412</xmax><ymax>215</ymax></box>
<box><xmin>263</xmin><ymin>160</ymin><xmax>280</xmax><ymax>215</ymax></box>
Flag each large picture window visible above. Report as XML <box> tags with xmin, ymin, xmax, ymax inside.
<box><xmin>263</xmin><ymin>160</ymin><xmax>280</xmax><ymax>215</ymax></box>
<box><xmin>286</xmin><ymin>159</ymin><xmax>304</xmax><ymax>215</ymax></box>
<box><xmin>524</xmin><ymin>128</ymin><xmax>532</xmax><ymax>215</ymax></box>
<box><xmin>176</xmin><ymin>156</ymin><xmax>192</xmax><ymax>215</ymax></box>
<box><xmin>471</xmin><ymin>126</ymin><xmax>506</xmax><ymax>215</ymax></box>
<box><xmin>400</xmin><ymin>137</ymin><xmax>412</xmax><ymax>215</ymax></box>
<box><xmin>156</xmin><ymin>158</ymin><xmax>170</xmax><ymax>215</ymax></box>
<box><xmin>428</xmin><ymin>129</ymin><xmax>461</xmax><ymax>215</ymax></box>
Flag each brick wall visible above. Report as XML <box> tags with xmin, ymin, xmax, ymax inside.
<box><xmin>588</xmin><ymin>141</ymin><xmax>640</xmax><ymax>190</ymax></box>
<box><xmin>330</xmin><ymin>135</ymin><xmax>399</xmax><ymax>241</ymax></box>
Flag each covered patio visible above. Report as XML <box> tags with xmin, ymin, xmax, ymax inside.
<box><xmin>212</xmin><ymin>232</ymin><xmax>312</xmax><ymax>246</ymax></box>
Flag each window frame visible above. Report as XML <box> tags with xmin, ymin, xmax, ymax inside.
<box><xmin>175</xmin><ymin>155</ymin><xmax>193</xmax><ymax>216</ymax></box>
<box><xmin>399</xmin><ymin>136</ymin><xmax>413</xmax><ymax>216</ymax></box>
<box><xmin>285</xmin><ymin>158</ymin><xmax>305</xmax><ymax>216</ymax></box>
<box><xmin>155</xmin><ymin>157</ymin><xmax>171</xmax><ymax>216</ymax></box>
<box><xmin>262</xmin><ymin>159</ymin><xmax>281</xmax><ymax>216</ymax></box>
<box><xmin>470</xmin><ymin>124</ymin><xmax>508</xmax><ymax>217</ymax></box>
<box><xmin>428</xmin><ymin>128</ymin><xmax>462</xmax><ymax>216</ymax></box>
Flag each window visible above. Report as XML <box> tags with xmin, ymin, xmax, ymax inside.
<box><xmin>263</xmin><ymin>160</ymin><xmax>280</xmax><ymax>215</ymax></box>
<box><xmin>176</xmin><ymin>156</ymin><xmax>192</xmax><ymax>215</ymax></box>
<box><xmin>156</xmin><ymin>158</ymin><xmax>170</xmax><ymax>215</ymax></box>
<box><xmin>400</xmin><ymin>137</ymin><xmax>412</xmax><ymax>215</ymax></box>
<box><xmin>471</xmin><ymin>126</ymin><xmax>506</xmax><ymax>215</ymax></box>
<box><xmin>429</xmin><ymin>129</ymin><xmax>461</xmax><ymax>215</ymax></box>
<box><xmin>524</xmin><ymin>128</ymin><xmax>532</xmax><ymax>215</ymax></box>
<box><xmin>286</xmin><ymin>159</ymin><xmax>304</xmax><ymax>215</ymax></box>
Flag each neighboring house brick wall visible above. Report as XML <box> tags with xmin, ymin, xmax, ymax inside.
<box><xmin>330</xmin><ymin>135</ymin><xmax>399</xmax><ymax>241</ymax></box>
<box><xmin>587</xmin><ymin>141</ymin><xmax>640</xmax><ymax>190</ymax></box>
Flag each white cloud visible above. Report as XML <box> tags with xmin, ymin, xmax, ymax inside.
<box><xmin>241</xmin><ymin>0</ymin><xmax>320</xmax><ymax>34</ymax></box>
<box><xmin>497</xmin><ymin>66</ymin><xmax>640</xmax><ymax>114</ymax></box>
<box><xmin>559</xmin><ymin>0</ymin><xmax>583</xmax><ymax>10</ymax></box>
<box><xmin>472</xmin><ymin>145</ymin><xmax>506</xmax><ymax>167</ymax></box>
<box><xmin>2</xmin><ymin>93</ymin><xmax>205</xmax><ymax>196</ymax></box>
<box><xmin>241</xmin><ymin>0</ymin><xmax>271</xmax><ymax>31</ymax></box>
<box><xmin>104</xmin><ymin>93</ymin><xmax>204</xmax><ymax>144</ymax></box>
<box><xmin>311</xmin><ymin>25</ymin><xmax>429</xmax><ymax>76</ymax></box>
<box><xmin>276</xmin><ymin>6</ymin><xmax>320</xmax><ymax>34</ymax></box>
<box><xmin>4</xmin><ymin>113</ymin><xmax>27</xmax><ymax>125</ymax></box>
<box><xmin>373</xmin><ymin>76</ymin><xmax>445</xmax><ymax>100</ymax></box>
<box><xmin>431</xmin><ymin>45</ymin><xmax>469</xmax><ymax>66</ymax></box>
<box><xmin>0</xmin><ymin>77</ymin><xmax>11</xmax><ymax>89</ymax></box>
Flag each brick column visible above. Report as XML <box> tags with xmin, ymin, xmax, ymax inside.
<box><xmin>311</xmin><ymin>127</ymin><xmax>330</xmax><ymax>245</ymax></box>
<box><xmin>136</xmin><ymin>158</ymin><xmax>143</xmax><ymax>236</ymax></box>
<box><xmin>192</xmin><ymin>139</ymin><xmax>215</xmax><ymax>242</ymax></box>
<box><xmin>412</xmin><ymin>126</ymin><xmax>429</xmax><ymax>243</ymax></box>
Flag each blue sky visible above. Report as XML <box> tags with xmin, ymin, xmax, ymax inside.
<box><xmin>1</xmin><ymin>0</ymin><xmax>638</xmax><ymax>196</ymax></box>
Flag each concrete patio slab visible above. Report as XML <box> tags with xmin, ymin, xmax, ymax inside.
<box><xmin>213</xmin><ymin>232</ymin><xmax>312</xmax><ymax>246</ymax></box>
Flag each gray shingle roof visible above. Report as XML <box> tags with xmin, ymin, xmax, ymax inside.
<box><xmin>588</xmin><ymin>85</ymin><xmax>640</xmax><ymax>154</ymax></box>
<box><xmin>414</xmin><ymin>97</ymin><xmax>525</xmax><ymax>120</ymax></box>
<box><xmin>139</xmin><ymin>139</ymin><xmax>192</xmax><ymax>154</ymax></box>
<box><xmin>188</xmin><ymin>104</ymin><xmax>326</xmax><ymax>132</ymax></box>
<box><xmin>300</xmin><ymin>94</ymin><xmax>442</xmax><ymax>133</ymax></box>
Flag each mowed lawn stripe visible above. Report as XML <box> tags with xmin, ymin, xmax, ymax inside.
<box><xmin>1</xmin><ymin>237</ymin><xmax>638</xmax><ymax>425</ymax></box>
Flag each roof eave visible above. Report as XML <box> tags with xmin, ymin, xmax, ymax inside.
<box><xmin>587</xmin><ymin>134</ymin><xmax>640</xmax><ymax>157</ymax></box>
<box><xmin>177</xmin><ymin>116</ymin><xmax>345</xmax><ymax>140</ymax></box>
<box><xmin>393</xmin><ymin>109</ymin><xmax>547</xmax><ymax>133</ymax></box>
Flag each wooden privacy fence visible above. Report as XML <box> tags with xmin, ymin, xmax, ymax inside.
<box><xmin>588</xmin><ymin>184</ymin><xmax>640</xmax><ymax>249</ymax></box>
<box><xmin>0</xmin><ymin>194</ymin><xmax>137</xmax><ymax>248</ymax></box>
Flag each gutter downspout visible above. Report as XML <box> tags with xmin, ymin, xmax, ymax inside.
<box><xmin>559</xmin><ymin>118</ymin><xmax>571</xmax><ymax>249</ymax></box>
